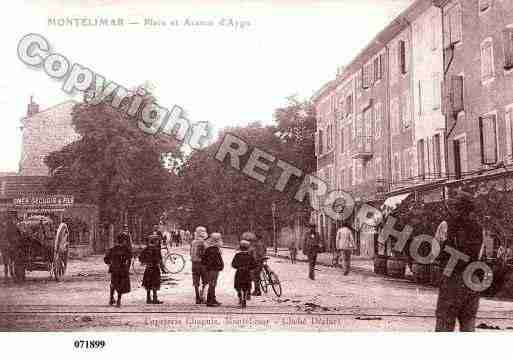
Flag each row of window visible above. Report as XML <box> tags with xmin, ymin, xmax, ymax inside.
<box><xmin>319</xmin><ymin>156</ymin><xmax>385</xmax><ymax>190</ymax></box>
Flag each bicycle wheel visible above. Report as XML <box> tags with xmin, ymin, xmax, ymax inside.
<box><xmin>164</xmin><ymin>253</ymin><xmax>186</xmax><ymax>274</ymax></box>
<box><xmin>259</xmin><ymin>269</ymin><xmax>269</xmax><ymax>293</ymax></box>
<box><xmin>269</xmin><ymin>271</ymin><xmax>282</xmax><ymax>297</ymax></box>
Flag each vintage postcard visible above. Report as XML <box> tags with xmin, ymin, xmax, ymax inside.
<box><xmin>1</xmin><ymin>0</ymin><xmax>513</xmax><ymax>345</ymax></box>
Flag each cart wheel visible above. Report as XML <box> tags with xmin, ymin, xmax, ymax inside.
<box><xmin>53</xmin><ymin>223</ymin><xmax>69</xmax><ymax>281</ymax></box>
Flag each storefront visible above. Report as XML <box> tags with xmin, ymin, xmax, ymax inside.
<box><xmin>1</xmin><ymin>195</ymin><xmax>99</xmax><ymax>258</ymax></box>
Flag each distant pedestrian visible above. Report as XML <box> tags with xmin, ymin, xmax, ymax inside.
<box><xmin>335</xmin><ymin>223</ymin><xmax>355</xmax><ymax>275</ymax></box>
<box><xmin>249</xmin><ymin>233</ymin><xmax>266</xmax><ymax>296</ymax></box>
<box><xmin>232</xmin><ymin>238</ymin><xmax>257</xmax><ymax>308</ymax></box>
<box><xmin>140</xmin><ymin>234</ymin><xmax>163</xmax><ymax>304</ymax></box>
<box><xmin>202</xmin><ymin>232</ymin><xmax>224</xmax><ymax>307</ymax></box>
<box><xmin>288</xmin><ymin>235</ymin><xmax>298</xmax><ymax>264</ymax></box>
<box><xmin>435</xmin><ymin>190</ymin><xmax>484</xmax><ymax>332</ymax></box>
<box><xmin>304</xmin><ymin>224</ymin><xmax>322</xmax><ymax>280</ymax></box>
<box><xmin>190</xmin><ymin>226</ymin><xmax>208</xmax><ymax>304</ymax></box>
<box><xmin>104</xmin><ymin>235</ymin><xmax>132</xmax><ymax>307</ymax></box>
<box><xmin>118</xmin><ymin>224</ymin><xmax>132</xmax><ymax>252</ymax></box>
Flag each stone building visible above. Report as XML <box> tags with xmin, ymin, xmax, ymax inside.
<box><xmin>312</xmin><ymin>0</ymin><xmax>444</xmax><ymax>257</ymax></box>
<box><xmin>19</xmin><ymin>98</ymin><xmax>78</xmax><ymax>176</ymax></box>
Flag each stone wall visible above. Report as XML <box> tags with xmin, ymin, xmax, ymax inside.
<box><xmin>19</xmin><ymin>101</ymin><xmax>79</xmax><ymax>176</ymax></box>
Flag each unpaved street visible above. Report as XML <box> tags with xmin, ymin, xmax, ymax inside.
<box><xmin>2</xmin><ymin>247</ymin><xmax>513</xmax><ymax>331</ymax></box>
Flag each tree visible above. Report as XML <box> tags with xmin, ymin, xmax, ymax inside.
<box><xmin>45</xmin><ymin>85</ymin><xmax>182</xmax><ymax>228</ymax></box>
<box><xmin>175</xmin><ymin>98</ymin><xmax>316</xmax><ymax>238</ymax></box>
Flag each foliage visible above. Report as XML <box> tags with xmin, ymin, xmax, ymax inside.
<box><xmin>175</xmin><ymin>99</ymin><xmax>316</xmax><ymax>236</ymax></box>
<box><xmin>44</xmin><ymin>85</ymin><xmax>182</xmax><ymax>226</ymax></box>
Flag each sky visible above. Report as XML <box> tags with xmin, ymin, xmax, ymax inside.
<box><xmin>0</xmin><ymin>0</ymin><xmax>412</xmax><ymax>172</ymax></box>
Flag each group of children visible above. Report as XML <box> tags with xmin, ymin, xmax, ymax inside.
<box><xmin>104</xmin><ymin>228</ymin><xmax>164</xmax><ymax>307</ymax></box>
<box><xmin>104</xmin><ymin>225</ymin><xmax>262</xmax><ymax>309</ymax></box>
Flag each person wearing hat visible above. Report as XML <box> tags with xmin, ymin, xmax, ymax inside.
<box><xmin>139</xmin><ymin>233</ymin><xmax>164</xmax><ymax>304</ymax></box>
<box><xmin>435</xmin><ymin>189</ymin><xmax>484</xmax><ymax>332</ymax></box>
<box><xmin>104</xmin><ymin>233</ymin><xmax>132</xmax><ymax>307</ymax></box>
<box><xmin>304</xmin><ymin>224</ymin><xmax>322</xmax><ymax>280</ymax></box>
<box><xmin>202</xmin><ymin>232</ymin><xmax>224</xmax><ymax>306</ymax></box>
<box><xmin>232</xmin><ymin>237</ymin><xmax>257</xmax><ymax>308</ymax></box>
<box><xmin>190</xmin><ymin>226</ymin><xmax>208</xmax><ymax>304</ymax></box>
<box><xmin>118</xmin><ymin>224</ymin><xmax>132</xmax><ymax>252</ymax></box>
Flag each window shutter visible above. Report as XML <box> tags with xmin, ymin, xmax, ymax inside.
<box><xmin>479</xmin><ymin>115</ymin><xmax>498</xmax><ymax>164</ymax></box>
<box><xmin>318</xmin><ymin>130</ymin><xmax>323</xmax><ymax>155</ymax></box>
<box><xmin>506</xmin><ymin>109</ymin><xmax>513</xmax><ymax>159</ymax></box>
<box><xmin>450</xmin><ymin>5</ymin><xmax>462</xmax><ymax>44</ymax></box>
<box><xmin>315</xmin><ymin>131</ymin><xmax>319</xmax><ymax>155</ymax></box>
<box><xmin>450</xmin><ymin>75</ymin><xmax>464</xmax><ymax>113</ymax></box>
<box><xmin>443</xmin><ymin>12</ymin><xmax>451</xmax><ymax>48</ymax></box>
<box><xmin>374</xmin><ymin>57</ymin><xmax>379</xmax><ymax>82</ymax></box>
<box><xmin>504</xmin><ymin>29</ymin><xmax>513</xmax><ymax>70</ymax></box>
<box><xmin>361</xmin><ymin>67</ymin><xmax>367</xmax><ymax>89</ymax></box>
<box><xmin>418</xmin><ymin>80</ymin><xmax>423</xmax><ymax>116</ymax></box>
<box><xmin>379</xmin><ymin>53</ymin><xmax>385</xmax><ymax>80</ymax></box>
<box><xmin>399</xmin><ymin>40</ymin><xmax>406</xmax><ymax>74</ymax></box>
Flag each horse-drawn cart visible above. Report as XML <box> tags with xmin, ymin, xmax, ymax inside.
<box><xmin>12</xmin><ymin>215</ymin><xmax>70</xmax><ymax>282</ymax></box>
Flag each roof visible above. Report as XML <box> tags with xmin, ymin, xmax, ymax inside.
<box><xmin>21</xmin><ymin>100</ymin><xmax>77</xmax><ymax>124</ymax></box>
<box><xmin>311</xmin><ymin>0</ymin><xmax>433</xmax><ymax>103</ymax></box>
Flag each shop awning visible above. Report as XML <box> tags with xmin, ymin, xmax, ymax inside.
<box><xmin>383</xmin><ymin>192</ymin><xmax>411</xmax><ymax>211</ymax></box>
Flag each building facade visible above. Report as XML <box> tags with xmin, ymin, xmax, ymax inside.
<box><xmin>19</xmin><ymin>98</ymin><xmax>78</xmax><ymax>176</ymax></box>
<box><xmin>313</xmin><ymin>0</ymin><xmax>445</xmax><ymax>257</ymax></box>
<box><xmin>438</xmin><ymin>0</ymin><xmax>513</xmax><ymax>179</ymax></box>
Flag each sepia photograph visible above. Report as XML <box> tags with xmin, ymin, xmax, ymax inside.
<box><xmin>1</xmin><ymin>0</ymin><xmax>513</xmax><ymax>352</ymax></box>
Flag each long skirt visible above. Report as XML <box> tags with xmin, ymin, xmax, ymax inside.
<box><xmin>142</xmin><ymin>265</ymin><xmax>161</xmax><ymax>290</ymax></box>
<box><xmin>111</xmin><ymin>270</ymin><xmax>131</xmax><ymax>294</ymax></box>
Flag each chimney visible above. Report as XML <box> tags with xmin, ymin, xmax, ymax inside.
<box><xmin>27</xmin><ymin>95</ymin><xmax>39</xmax><ymax>117</ymax></box>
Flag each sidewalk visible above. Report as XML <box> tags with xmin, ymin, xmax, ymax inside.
<box><xmin>221</xmin><ymin>244</ymin><xmax>374</xmax><ymax>273</ymax></box>
<box><xmin>265</xmin><ymin>247</ymin><xmax>375</xmax><ymax>272</ymax></box>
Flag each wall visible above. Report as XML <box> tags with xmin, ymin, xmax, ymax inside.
<box><xmin>19</xmin><ymin>101</ymin><xmax>79</xmax><ymax>176</ymax></box>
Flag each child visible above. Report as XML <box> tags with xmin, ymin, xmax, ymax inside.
<box><xmin>104</xmin><ymin>235</ymin><xmax>132</xmax><ymax>307</ymax></box>
<box><xmin>231</xmin><ymin>238</ymin><xmax>257</xmax><ymax>308</ymax></box>
<box><xmin>139</xmin><ymin>234</ymin><xmax>163</xmax><ymax>304</ymax></box>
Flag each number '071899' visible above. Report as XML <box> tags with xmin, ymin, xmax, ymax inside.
<box><xmin>73</xmin><ymin>340</ymin><xmax>105</xmax><ymax>349</ymax></box>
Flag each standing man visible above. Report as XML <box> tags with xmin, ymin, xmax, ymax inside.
<box><xmin>249</xmin><ymin>233</ymin><xmax>266</xmax><ymax>296</ymax></box>
<box><xmin>435</xmin><ymin>190</ymin><xmax>484</xmax><ymax>332</ymax></box>
<box><xmin>336</xmin><ymin>222</ymin><xmax>355</xmax><ymax>275</ymax></box>
<box><xmin>190</xmin><ymin>226</ymin><xmax>208</xmax><ymax>304</ymax></box>
<box><xmin>202</xmin><ymin>232</ymin><xmax>224</xmax><ymax>307</ymax></box>
<box><xmin>288</xmin><ymin>234</ymin><xmax>298</xmax><ymax>264</ymax></box>
<box><xmin>304</xmin><ymin>224</ymin><xmax>322</xmax><ymax>280</ymax></box>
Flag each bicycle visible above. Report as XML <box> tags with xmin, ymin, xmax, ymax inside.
<box><xmin>259</xmin><ymin>257</ymin><xmax>282</xmax><ymax>297</ymax></box>
<box><xmin>130</xmin><ymin>243</ymin><xmax>186</xmax><ymax>275</ymax></box>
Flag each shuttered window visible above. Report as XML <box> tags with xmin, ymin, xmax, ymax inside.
<box><xmin>375</xmin><ymin>102</ymin><xmax>382</xmax><ymax>139</ymax></box>
<box><xmin>418</xmin><ymin>139</ymin><xmax>425</xmax><ymax>178</ymax></box>
<box><xmin>399</xmin><ymin>40</ymin><xmax>407</xmax><ymax>74</ymax></box>
<box><xmin>318</xmin><ymin>130</ymin><xmax>323</xmax><ymax>155</ymax></box>
<box><xmin>434</xmin><ymin>134</ymin><xmax>442</xmax><ymax>178</ymax></box>
<box><xmin>346</xmin><ymin>94</ymin><xmax>353</xmax><ymax>116</ymax></box>
<box><xmin>504</xmin><ymin>29</ymin><xmax>513</xmax><ymax>70</ymax></box>
<box><xmin>505</xmin><ymin>108</ymin><xmax>513</xmax><ymax>160</ymax></box>
<box><xmin>479</xmin><ymin>114</ymin><xmax>498</xmax><ymax>165</ymax></box>
<box><xmin>401</xmin><ymin>91</ymin><xmax>410</xmax><ymax>129</ymax></box>
<box><xmin>481</xmin><ymin>39</ymin><xmax>494</xmax><ymax>80</ymax></box>
<box><xmin>444</xmin><ymin>3</ymin><xmax>462</xmax><ymax>48</ymax></box>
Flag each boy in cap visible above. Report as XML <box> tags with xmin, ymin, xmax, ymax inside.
<box><xmin>232</xmin><ymin>234</ymin><xmax>258</xmax><ymax>308</ymax></box>
<box><xmin>190</xmin><ymin>226</ymin><xmax>208</xmax><ymax>304</ymax></box>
